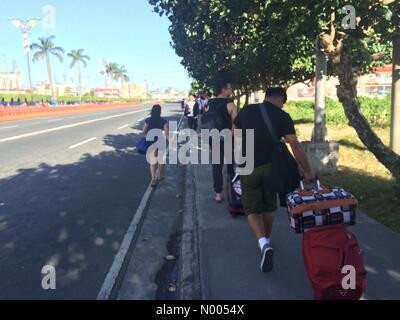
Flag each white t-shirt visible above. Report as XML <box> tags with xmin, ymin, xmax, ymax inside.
<box><xmin>186</xmin><ymin>101</ymin><xmax>197</xmax><ymax>118</ymax></box>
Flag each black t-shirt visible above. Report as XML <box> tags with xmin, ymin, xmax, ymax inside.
<box><xmin>145</xmin><ymin>117</ymin><xmax>167</xmax><ymax>131</ymax></box>
<box><xmin>233</xmin><ymin>102</ymin><xmax>296</xmax><ymax>168</ymax></box>
<box><xmin>207</xmin><ymin>98</ymin><xmax>234</xmax><ymax>130</ymax></box>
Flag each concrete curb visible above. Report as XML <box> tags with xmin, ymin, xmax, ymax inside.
<box><xmin>177</xmin><ymin>163</ymin><xmax>202</xmax><ymax>300</ymax></box>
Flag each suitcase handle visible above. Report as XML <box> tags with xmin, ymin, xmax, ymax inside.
<box><xmin>232</xmin><ymin>173</ymin><xmax>240</xmax><ymax>183</ymax></box>
<box><xmin>300</xmin><ymin>175</ymin><xmax>322</xmax><ymax>191</ymax></box>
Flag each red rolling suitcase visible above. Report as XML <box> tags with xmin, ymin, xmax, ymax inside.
<box><xmin>226</xmin><ymin>173</ymin><xmax>245</xmax><ymax>217</ymax></box>
<box><xmin>303</xmin><ymin>225</ymin><xmax>367</xmax><ymax>300</ymax></box>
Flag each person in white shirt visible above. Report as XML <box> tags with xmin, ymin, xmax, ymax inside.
<box><xmin>184</xmin><ymin>95</ymin><xmax>200</xmax><ymax>130</ymax></box>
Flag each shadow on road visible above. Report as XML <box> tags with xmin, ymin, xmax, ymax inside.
<box><xmin>0</xmin><ymin>131</ymin><xmax>150</xmax><ymax>299</ymax></box>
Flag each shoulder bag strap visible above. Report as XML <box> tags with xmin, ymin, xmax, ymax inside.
<box><xmin>258</xmin><ymin>103</ymin><xmax>280</xmax><ymax>144</ymax></box>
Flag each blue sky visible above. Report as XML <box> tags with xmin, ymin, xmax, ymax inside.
<box><xmin>0</xmin><ymin>0</ymin><xmax>191</xmax><ymax>91</ymax></box>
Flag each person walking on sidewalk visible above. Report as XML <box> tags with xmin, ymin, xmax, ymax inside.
<box><xmin>143</xmin><ymin>104</ymin><xmax>169</xmax><ymax>188</ymax></box>
<box><xmin>233</xmin><ymin>87</ymin><xmax>315</xmax><ymax>273</ymax></box>
<box><xmin>184</xmin><ymin>95</ymin><xmax>200</xmax><ymax>131</ymax></box>
<box><xmin>207</xmin><ymin>79</ymin><xmax>238</xmax><ymax>203</ymax></box>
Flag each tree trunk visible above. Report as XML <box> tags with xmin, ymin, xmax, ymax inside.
<box><xmin>46</xmin><ymin>53</ymin><xmax>54</xmax><ymax>97</ymax></box>
<box><xmin>327</xmin><ymin>46</ymin><xmax>400</xmax><ymax>179</ymax></box>
<box><xmin>391</xmin><ymin>34</ymin><xmax>400</xmax><ymax>154</ymax></box>
<box><xmin>236</xmin><ymin>91</ymin><xmax>241</xmax><ymax>108</ymax></box>
<box><xmin>244</xmin><ymin>92</ymin><xmax>250</xmax><ymax>107</ymax></box>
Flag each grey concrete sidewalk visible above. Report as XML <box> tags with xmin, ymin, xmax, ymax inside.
<box><xmin>181</xmin><ymin>163</ymin><xmax>400</xmax><ymax>300</ymax></box>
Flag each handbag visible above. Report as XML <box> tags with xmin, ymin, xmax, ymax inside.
<box><xmin>258</xmin><ymin>104</ymin><xmax>300</xmax><ymax>205</ymax></box>
<box><xmin>136</xmin><ymin>137</ymin><xmax>149</xmax><ymax>155</ymax></box>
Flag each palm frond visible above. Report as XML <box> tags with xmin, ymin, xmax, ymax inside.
<box><xmin>32</xmin><ymin>51</ymin><xmax>45</xmax><ymax>62</ymax></box>
<box><xmin>52</xmin><ymin>47</ymin><xmax>65</xmax><ymax>54</ymax></box>
<box><xmin>52</xmin><ymin>52</ymin><xmax>64</xmax><ymax>62</ymax></box>
<box><xmin>30</xmin><ymin>43</ymin><xmax>43</xmax><ymax>51</ymax></box>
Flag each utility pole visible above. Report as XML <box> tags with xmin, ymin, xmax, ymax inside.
<box><xmin>312</xmin><ymin>37</ymin><xmax>328</xmax><ymax>142</ymax></box>
<box><xmin>302</xmin><ymin>36</ymin><xmax>340</xmax><ymax>175</ymax></box>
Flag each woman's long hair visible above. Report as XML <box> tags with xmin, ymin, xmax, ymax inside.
<box><xmin>150</xmin><ymin>104</ymin><xmax>162</xmax><ymax>119</ymax></box>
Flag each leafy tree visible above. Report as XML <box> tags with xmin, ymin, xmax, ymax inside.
<box><xmin>113</xmin><ymin>65</ymin><xmax>130</xmax><ymax>89</ymax></box>
<box><xmin>68</xmin><ymin>49</ymin><xmax>90</xmax><ymax>99</ymax></box>
<box><xmin>31</xmin><ymin>36</ymin><xmax>64</xmax><ymax>97</ymax></box>
<box><xmin>101</xmin><ymin>62</ymin><xmax>119</xmax><ymax>87</ymax></box>
<box><xmin>149</xmin><ymin>0</ymin><xmax>400</xmax><ymax>178</ymax></box>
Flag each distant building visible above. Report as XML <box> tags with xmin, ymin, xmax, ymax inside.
<box><xmin>286</xmin><ymin>65</ymin><xmax>392</xmax><ymax>101</ymax></box>
<box><xmin>358</xmin><ymin>65</ymin><xmax>392</xmax><ymax>97</ymax></box>
<box><xmin>111</xmin><ymin>82</ymin><xmax>145</xmax><ymax>98</ymax></box>
<box><xmin>94</xmin><ymin>88</ymin><xmax>121</xmax><ymax>98</ymax></box>
<box><xmin>0</xmin><ymin>69</ymin><xmax>23</xmax><ymax>92</ymax></box>
<box><xmin>34</xmin><ymin>81</ymin><xmax>74</xmax><ymax>96</ymax></box>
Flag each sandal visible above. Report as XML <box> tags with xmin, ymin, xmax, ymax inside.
<box><xmin>151</xmin><ymin>179</ymin><xmax>158</xmax><ymax>188</ymax></box>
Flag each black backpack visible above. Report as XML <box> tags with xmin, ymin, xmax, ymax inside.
<box><xmin>201</xmin><ymin>99</ymin><xmax>229</xmax><ymax>131</ymax></box>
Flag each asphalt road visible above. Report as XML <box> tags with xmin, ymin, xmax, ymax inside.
<box><xmin>0</xmin><ymin>103</ymin><xmax>182</xmax><ymax>299</ymax></box>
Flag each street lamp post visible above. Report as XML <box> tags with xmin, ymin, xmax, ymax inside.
<box><xmin>9</xmin><ymin>18</ymin><xmax>41</xmax><ymax>94</ymax></box>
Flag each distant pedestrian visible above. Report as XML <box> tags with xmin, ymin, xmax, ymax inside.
<box><xmin>143</xmin><ymin>104</ymin><xmax>169</xmax><ymax>188</ymax></box>
<box><xmin>200</xmin><ymin>94</ymin><xmax>209</xmax><ymax>114</ymax></box>
<box><xmin>184</xmin><ymin>95</ymin><xmax>200</xmax><ymax>131</ymax></box>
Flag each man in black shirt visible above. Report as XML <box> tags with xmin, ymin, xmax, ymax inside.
<box><xmin>233</xmin><ymin>87</ymin><xmax>314</xmax><ymax>273</ymax></box>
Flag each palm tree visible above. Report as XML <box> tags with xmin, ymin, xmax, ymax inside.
<box><xmin>101</xmin><ymin>62</ymin><xmax>119</xmax><ymax>88</ymax></box>
<box><xmin>68</xmin><ymin>49</ymin><xmax>90</xmax><ymax>100</ymax></box>
<box><xmin>31</xmin><ymin>36</ymin><xmax>64</xmax><ymax>97</ymax></box>
<box><xmin>113</xmin><ymin>65</ymin><xmax>130</xmax><ymax>96</ymax></box>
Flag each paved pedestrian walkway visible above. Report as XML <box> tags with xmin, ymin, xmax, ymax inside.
<box><xmin>180</xmin><ymin>162</ymin><xmax>400</xmax><ymax>300</ymax></box>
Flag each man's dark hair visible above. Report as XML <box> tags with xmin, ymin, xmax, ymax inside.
<box><xmin>214</xmin><ymin>78</ymin><xmax>231</xmax><ymax>96</ymax></box>
<box><xmin>265</xmin><ymin>87</ymin><xmax>288</xmax><ymax>103</ymax></box>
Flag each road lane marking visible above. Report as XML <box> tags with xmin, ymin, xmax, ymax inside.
<box><xmin>47</xmin><ymin>118</ymin><xmax>64</xmax><ymax>122</ymax></box>
<box><xmin>68</xmin><ymin>137</ymin><xmax>97</xmax><ymax>149</ymax></box>
<box><xmin>131</xmin><ymin>129</ymin><xmax>143</xmax><ymax>135</ymax></box>
<box><xmin>0</xmin><ymin>125</ymin><xmax>19</xmax><ymax>130</ymax></box>
<box><xmin>0</xmin><ymin>109</ymin><xmax>150</xmax><ymax>144</ymax></box>
<box><xmin>117</xmin><ymin>125</ymin><xmax>129</xmax><ymax>130</ymax></box>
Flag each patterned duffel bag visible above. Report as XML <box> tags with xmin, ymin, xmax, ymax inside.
<box><xmin>286</xmin><ymin>180</ymin><xmax>358</xmax><ymax>234</ymax></box>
